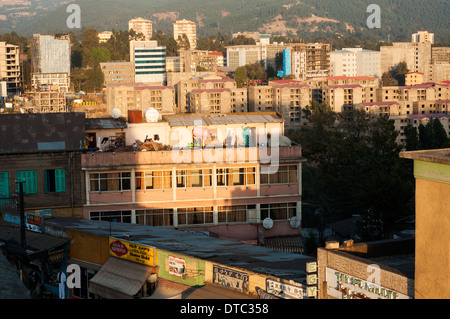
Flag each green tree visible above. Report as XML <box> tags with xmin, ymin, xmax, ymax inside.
<box><xmin>404</xmin><ymin>124</ymin><xmax>419</xmax><ymax>151</ymax></box>
<box><xmin>90</xmin><ymin>47</ymin><xmax>112</xmax><ymax>65</ymax></box>
<box><xmin>233</xmin><ymin>66</ymin><xmax>248</xmax><ymax>87</ymax></box>
<box><xmin>288</xmin><ymin>105</ymin><xmax>415</xmax><ymax>241</ymax></box>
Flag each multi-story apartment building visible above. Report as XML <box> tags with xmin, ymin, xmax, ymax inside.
<box><xmin>179</xmin><ymin>50</ymin><xmax>220</xmax><ymax>73</ymax></box>
<box><xmin>248</xmin><ymin>81</ymin><xmax>311</xmax><ymax>129</ymax></box>
<box><xmin>98</xmin><ymin>31</ymin><xmax>113</xmax><ymax>43</ymax></box>
<box><xmin>226</xmin><ymin>41</ymin><xmax>289</xmax><ymax>70</ymax></box>
<box><xmin>330</xmin><ymin>48</ymin><xmax>381</xmax><ymax>78</ymax></box>
<box><xmin>130</xmin><ymin>40</ymin><xmax>166</xmax><ymax>84</ymax></box>
<box><xmin>429</xmin><ymin>47</ymin><xmax>450</xmax><ymax>83</ymax></box>
<box><xmin>411</xmin><ymin>31</ymin><xmax>435</xmax><ymax>44</ymax></box>
<box><xmin>289</xmin><ymin>43</ymin><xmax>331</xmax><ymax>80</ymax></box>
<box><xmin>128</xmin><ymin>18</ymin><xmax>153</xmax><ymax>41</ymax></box>
<box><xmin>106</xmin><ymin>83</ymin><xmax>176</xmax><ymax>120</ymax></box>
<box><xmin>173</xmin><ymin>19</ymin><xmax>197</xmax><ymax>50</ymax></box>
<box><xmin>0</xmin><ymin>42</ymin><xmax>21</xmax><ymax>97</ymax></box>
<box><xmin>80</xmin><ymin>112</ymin><xmax>303</xmax><ymax>242</ymax></box>
<box><xmin>380</xmin><ymin>42</ymin><xmax>432</xmax><ymax>80</ymax></box>
<box><xmin>100</xmin><ymin>61</ymin><xmax>135</xmax><ymax>86</ymax></box>
<box><xmin>166</xmin><ymin>57</ymin><xmax>181</xmax><ymax>73</ymax></box>
<box><xmin>322</xmin><ymin>84</ymin><xmax>364</xmax><ymax>113</ymax></box>
<box><xmin>177</xmin><ymin>78</ymin><xmax>241</xmax><ymax>113</ymax></box>
<box><xmin>405</xmin><ymin>72</ymin><xmax>424</xmax><ymax>86</ymax></box>
<box><xmin>32</xmin><ymin>34</ymin><xmax>71</xmax><ymax>93</ymax></box>
<box><xmin>190</xmin><ymin>87</ymin><xmax>247</xmax><ymax>114</ymax></box>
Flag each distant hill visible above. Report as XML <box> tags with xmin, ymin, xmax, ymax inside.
<box><xmin>6</xmin><ymin>0</ymin><xmax>450</xmax><ymax>42</ymax></box>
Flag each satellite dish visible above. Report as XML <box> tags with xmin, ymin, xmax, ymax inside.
<box><xmin>263</xmin><ymin>218</ymin><xmax>273</xmax><ymax>230</ymax></box>
<box><xmin>111</xmin><ymin>108</ymin><xmax>121</xmax><ymax>119</ymax></box>
<box><xmin>290</xmin><ymin>216</ymin><xmax>301</xmax><ymax>229</ymax></box>
<box><xmin>144</xmin><ymin>107</ymin><xmax>159</xmax><ymax>123</ymax></box>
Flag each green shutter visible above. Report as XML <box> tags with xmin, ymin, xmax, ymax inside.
<box><xmin>0</xmin><ymin>172</ymin><xmax>9</xmax><ymax>198</ymax></box>
<box><xmin>55</xmin><ymin>169</ymin><xmax>66</xmax><ymax>193</ymax></box>
<box><xmin>17</xmin><ymin>171</ymin><xmax>38</xmax><ymax>194</ymax></box>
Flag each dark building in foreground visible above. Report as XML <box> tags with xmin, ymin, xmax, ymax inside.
<box><xmin>0</xmin><ymin>113</ymin><xmax>86</xmax><ymax>218</ymax></box>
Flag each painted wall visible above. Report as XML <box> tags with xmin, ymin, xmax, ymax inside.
<box><xmin>414</xmin><ymin>160</ymin><xmax>450</xmax><ymax>299</ymax></box>
<box><xmin>157</xmin><ymin>250</ymin><xmax>205</xmax><ymax>287</ymax></box>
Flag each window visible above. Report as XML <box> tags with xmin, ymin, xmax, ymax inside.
<box><xmin>136</xmin><ymin>209</ymin><xmax>173</xmax><ymax>226</ymax></box>
<box><xmin>177</xmin><ymin>207</ymin><xmax>214</xmax><ymax>225</ymax></box>
<box><xmin>89</xmin><ymin>172</ymin><xmax>131</xmax><ymax>192</ymax></box>
<box><xmin>260</xmin><ymin>203</ymin><xmax>297</xmax><ymax>221</ymax></box>
<box><xmin>176</xmin><ymin>169</ymin><xmax>212</xmax><ymax>188</ymax></box>
<box><xmin>0</xmin><ymin>172</ymin><xmax>9</xmax><ymax>198</ymax></box>
<box><xmin>261</xmin><ymin>165</ymin><xmax>298</xmax><ymax>184</ymax></box>
<box><xmin>136</xmin><ymin>171</ymin><xmax>172</xmax><ymax>190</ymax></box>
<box><xmin>45</xmin><ymin>169</ymin><xmax>66</xmax><ymax>193</ymax></box>
<box><xmin>16</xmin><ymin>170</ymin><xmax>38</xmax><ymax>194</ymax></box>
<box><xmin>218</xmin><ymin>205</ymin><xmax>247</xmax><ymax>223</ymax></box>
<box><xmin>90</xmin><ymin>211</ymin><xmax>132</xmax><ymax>223</ymax></box>
<box><xmin>216</xmin><ymin>167</ymin><xmax>256</xmax><ymax>186</ymax></box>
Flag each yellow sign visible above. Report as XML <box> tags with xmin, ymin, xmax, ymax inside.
<box><xmin>109</xmin><ymin>238</ymin><xmax>157</xmax><ymax>266</ymax></box>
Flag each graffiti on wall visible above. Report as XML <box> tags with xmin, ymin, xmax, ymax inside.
<box><xmin>212</xmin><ymin>265</ymin><xmax>249</xmax><ymax>294</ymax></box>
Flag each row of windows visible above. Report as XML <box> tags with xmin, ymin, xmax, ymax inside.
<box><xmin>89</xmin><ymin>203</ymin><xmax>296</xmax><ymax>226</ymax></box>
<box><xmin>135</xmin><ymin>65</ymin><xmax>167</xmax><ymax>70</ymax></box>
<box><xmin>88</xmin><ymin>166</ymin><xmax>298</xmax><ymax>192</ymax></box>
<box><xmin>136</xmin><ymin>71</ymin><xmax>166</xmax><ymax>75</ymax></box>
<box><xmin>135</xmin><ymin>60</ymin><xmax>166</xmax><ymax>64</ymax></box>
<box><xmin>0</xmin><ymin>169</ymin><xmax>66</xmax><ymax>196</ymax></box>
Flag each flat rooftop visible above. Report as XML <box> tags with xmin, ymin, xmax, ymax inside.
<box><xmin>43</xmin><ymin>217</ymin><xmax>315</xmax><ymax>283</ymax></box>
<box><xmin>400</xmin><ymin>148</ymin><xmax>450</xmax><ymax>166</ymax></box>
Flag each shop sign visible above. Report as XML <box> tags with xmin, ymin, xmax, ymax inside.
<box><xmin>212</xmin><ymin>265</ymin><xmax>249</xmax><ymax>294</ymax></box>
<box><xmin>266</xmin><ymin>279</ymin><xmax>304</xmax><ymax>299</ymax></box>
<box><xmin>3</xmin><ymin>212</ymin><xmax>43</xmax><ymax>233</ymax></box>
<box><xmin>326</xmin><ymin>267</ymin><xmax>410</xmax><ymax>299</ymax></box>
<box><xmin>169</xmin><ymin>255</ymin><xmax>186</xmax><ymax>277</ymax></box>
<box><xmin>109</xmin><ymin>238</ymin><xmax>156</xmax><ymax>266</ymax></box>
<box><xmin>35</xmin><ymin>209</ymin><xmax>52</xmax><ymax>217</ymax></box>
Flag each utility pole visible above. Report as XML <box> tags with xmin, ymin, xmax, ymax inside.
<box><xmin>16</xmin><ymin>180</ymin><xmax>26</xmax><ymax>250</ymax></box>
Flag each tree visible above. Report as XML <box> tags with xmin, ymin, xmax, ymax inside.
<box><xmin>246</xmin><ymin>63</ymin><xmax>267</xmax><ymax>82</ymax></box>
<box><xmin>90</xmin><ymin>47</ymin><xmax>112</xmax><ymax>65</ymax></box>
<box><xmin>431</xmin><ymin>118</ymin><xmax>449</xmax><ymax>149</ymax></box>
<box><xmin>233</xmin><ymin>66</ymin><xmax>247</xmax><ymax>87</ymax></box>
<box><xmin>288</xmin><ymin>105</ymin><xmax>415</xmax><ymax>240</ymax></box>
<box><xmin>404</xmin><ymin>124</ymin><xmax>419</xmax><ymax>151</ymax></box>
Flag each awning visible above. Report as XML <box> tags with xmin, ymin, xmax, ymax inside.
<box><xmin>88</xmin><ymin>257</ymin><xmax>155</xmax><ymax>299</ymax></box>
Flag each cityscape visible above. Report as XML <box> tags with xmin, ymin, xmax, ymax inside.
<box><xmin>0</xmin><ymin>0</ymin><xmax>449</xmax><ymax>305</ymax></box>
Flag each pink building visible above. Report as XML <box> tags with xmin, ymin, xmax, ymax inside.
<box><xmin>81</xmin><ymin>145</ymin><xmax>304</xmax><ymax>243</ymax></box>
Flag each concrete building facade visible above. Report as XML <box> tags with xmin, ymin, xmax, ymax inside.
<box><xmin>100</xmin><ymin>61</ymin><xmax>135</xmax><ymax>86</ymax></box>
<box><xmin>128</xmin><ymin>18</ymin><xmax>153</xmax><ymax>41</ymax></box>
<box><xmin>106</xmin><ymin>83</ymin><xmax>176</xmax><ymax>120</ymax></box>
<box><xmin>0</xmin><ymin>42</ymin><xmax>21</xmax><ymax>97</ymax></box>
<box><xmin>173</xmin><ymin>19</ymin><xmax>197</xmax><ymax>50</ymax></box>
<box><xmin>400</xmin><ymin>149</ymin><xmax>450</xmax><ymax>299</ymax></box>
<box><xmin>31</xmin><ymin>34</ymin><xmax>71</xmax><ymax>93</ymax></box>
<box><xmin>130</xmin><ymin>40</ymin><xmax>166</xmax><ymax>84</ymax></box>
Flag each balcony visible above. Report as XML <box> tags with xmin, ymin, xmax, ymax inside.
<box><xmin>82</xmin><ymin>146</ymin><xmax>303</xmax><ymax>169</ymax></box>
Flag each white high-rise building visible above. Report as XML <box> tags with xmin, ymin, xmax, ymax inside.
<box><xmin>128</xmin><ymin>18</ymin><xmax>153</xmax><ymax>41</ymax></box>
<box><xmin>173</xmin><ymin>19</ymin><xmax>197</xmax><ymax>50</ymax></box>
<box><xmin>130</xmin><ymin>40</ymin><xmax>166</xmax><ymax>84</ymax></box>
<box><xmin>330</xmin><ymin>48</ymin><xmax>381</xmax><ymax>78</ymax></box>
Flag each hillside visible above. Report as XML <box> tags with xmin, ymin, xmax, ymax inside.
<box><xmin>6</xmin><ymin>0</ymin><xmax>450</xmax><ymax>42</ymax></box>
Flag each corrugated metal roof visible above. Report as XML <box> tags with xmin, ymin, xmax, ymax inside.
<box><xmin>163</xmin><ymin>113</ymin><xmax>282</xmax><ymax>127</ymax></box>
<box><xmin>89</xmin><ymin>256</ymin><xmax>154</xmax><ymax>299</ymax></box>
